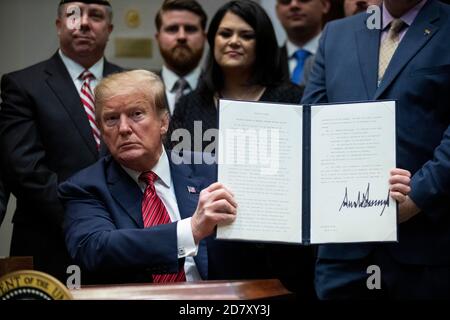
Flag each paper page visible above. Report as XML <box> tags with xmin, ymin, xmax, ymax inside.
<box><xmin>216</xmin><ymin>100</ymin><xmax>303</xmax><ymax>243</ymax></box>
<box><xmin>310</xmin><ymin>101</ymin><xmax>397</xmax><ymax>244</ymax></box>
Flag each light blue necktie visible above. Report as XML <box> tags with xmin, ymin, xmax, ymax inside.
<box><xmin>291</xmin><ymin>49</ymin><xmax>311</xmax><ymax>85</ymax></box>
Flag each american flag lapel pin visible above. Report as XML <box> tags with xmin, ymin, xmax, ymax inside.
<box><xmin>187</xmin><ymin>186</ymin><xmax>198</xmax><ymax>194</ymax></box>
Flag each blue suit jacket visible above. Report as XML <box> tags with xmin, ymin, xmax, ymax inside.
<box><xmin>302</xmin><ymin>0</ymin><xmax>450</xmax><ymax>265</ymax></box>
<box><xmin>59</xmin><ymin>152</ymin><xmax>266</xmax><ymax>284</ymax></box>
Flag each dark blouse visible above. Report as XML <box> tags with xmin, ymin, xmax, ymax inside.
<box><xmin>166</xmin><ymin>83</ymin><xmax>304</xmax><ymax>152</ymax></box>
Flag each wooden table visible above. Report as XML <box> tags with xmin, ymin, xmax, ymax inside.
<box><xmin>70</xmin><ymin>279</ymin><xmax>291</xmax><ymax>300</ymax></box>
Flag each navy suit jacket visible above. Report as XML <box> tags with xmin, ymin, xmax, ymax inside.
<box><xmin>302</xmin><ymin>0</ymin><xmax>450</xmax><ymax>265</ymax></box>
<box><xmin>59</xmin><ymin>152</ymin><xmax>266</xmax><ymax>284</ymax></box>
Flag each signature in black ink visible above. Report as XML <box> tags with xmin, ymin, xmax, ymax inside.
<box><xmin>339</xmin><ymin>183</ymin><xmax>390</xmax><ymax>216</ymax></box>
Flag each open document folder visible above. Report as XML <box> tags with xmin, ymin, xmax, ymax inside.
<box><xmin>216</xmin><ymin>99</ymin><xmax>397</xmax><ymax>245</ymax></box>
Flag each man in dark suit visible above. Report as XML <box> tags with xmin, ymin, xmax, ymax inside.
<box><xmin>0</xmin><ymin>0</ymin><xmax>122</xmax><ymax>282</ymax></box>
<box><xmin>276</xmin><ymin>0</ymin><xmax>330</xmax><ymax>86</ymax></box>
<box><xmin>154</xmin><ymin>0</ymin><xmax>207</xmax><ymax>115</ymax></box>
<box><xmin>302</xmin><ymin>0</ymin><xmax>450</xmax><ymax>298</ymax></box>
<box><xmin>58</xmin><ymin>70</ymin><xmax>262</xmax><ymax>284</ymax></box>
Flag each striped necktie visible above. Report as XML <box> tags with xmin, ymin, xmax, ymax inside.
<box><xmin>139</xmin><ymin>171</ymin><xmax>186</xmax><ymax>283</ymax></box>
<box><xmin>79</xmin><ymin>70</ymin><xmax>101</xmax><ymax>149</ymax></box>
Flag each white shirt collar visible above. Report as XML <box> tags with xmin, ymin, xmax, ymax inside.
<box><xmin>58</xmin><ymin>49</ymin><xmax>104</xmax><ymax>81</ymax></box>
<box><xmin>286</xmin><ymin>33</ymin><xmax>321</xmax><ymax>58</ymax></box>
<box><xmin>161</xmin><ymin>65</ymin><xmax>202</xmax><ymax>92</ymax></box>
<box><xmin>121</xmin><ymin>147</ymin><xmax>171</xmax><ymax>189</ymax></box>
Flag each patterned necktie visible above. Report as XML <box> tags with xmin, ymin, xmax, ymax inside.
<box><xmin>79</xmin><ymin>70</ymin><xmax>101</xmax><ymax>149</ymax></box>
<box><xmin>291</xmin><ymin>49</ymin><xmax>311</xmax><ymax>85</ymax></box>
<box><xmin>139</xmin><ymin>171</ymin><xmax>186</xmax><ymax>283</ymax></box>
<box><xmin>378</xmin><ymin>19</ymin><xmax>405</xmax><ymax>84</ymax></box>
<box><xmin>172</xmin><ymin>78</ymin><xmax>190</xmax><ymax>105</ymax></box>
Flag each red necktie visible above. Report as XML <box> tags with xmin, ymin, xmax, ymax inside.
<box><xmin>139</xmin><ymin>171</ymin><xmax>186</xmax><ymax>283</ymax></box>
<box><xmin>79</xmin><ymin>70</ymin><xmax>101</xmax><ymax>149</ymax></box>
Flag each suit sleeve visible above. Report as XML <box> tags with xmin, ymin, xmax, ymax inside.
<box><xmin>301</xmin><ymin>23</ymin><xmax>330</xmax><ymax>105</ymax></box>
<box><xmin>0</xmin><ymin>74</ymin><xmax>64</xmax><ymax>229</ymax></box>
<box><xmin>409</xmin><ymin>124</ymin><xmax>450</xmax><ymax>221</ymax></box>
<box><xmin>59</xmin><ymin>179</ymin><xmax>181</xmax><ymax>274</ymax></box>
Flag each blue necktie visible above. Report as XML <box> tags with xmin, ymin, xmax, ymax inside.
<box><xmin>291</xmin><ymin>49</ymin><xmax>311</xmax><ymax>85</ymax></box>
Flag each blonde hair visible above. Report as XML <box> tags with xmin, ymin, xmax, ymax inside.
<box><xmin>94</xmin><ymin>70</ymin><xmax>168</xmax><ymax>124</ymax></box>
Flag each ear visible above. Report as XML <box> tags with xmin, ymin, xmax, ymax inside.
<box><xmin>56</xmin><ymin>18</ymin><xmax>62</xmax><ymax>35</ymax></box>
<box><xmin>160</xmin><ymin>112</ymin><xmax>169</xmax><ymax>135</ymax></box>
<box><xmin>322</xmin><ymin>0</ymin><xmax>331</xmax><ymax>15</ymax></box>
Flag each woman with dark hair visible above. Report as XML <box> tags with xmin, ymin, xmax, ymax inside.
<box><xmin>167</xmin><ymin>0</ymin><xmax>303</xmax><ymax>152</ymax></box>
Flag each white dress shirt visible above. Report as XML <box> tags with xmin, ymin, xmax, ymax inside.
<box><xmin>286</xmin><ymin>33</ymin><xmax>321</xmax><ymax>76</ymax></box>
<box><xmin>121</xmin><ymin>148</ymin><xmax>202</xmax><ymax>281</ymax></box>
<box><xmin>58</xmin><ymin>49</ymin><xmax>104</xmax><ymax>94</ymax></box>
<box><xmin>161</xmin><ymin>65</ymin><xmax>202</xmax><ymax>115</ymax></box>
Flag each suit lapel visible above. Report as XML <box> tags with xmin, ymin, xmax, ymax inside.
<box><xmin>45</xmin><ymin>53</ymin><xmax>98</xmax><ymax>156</ymax></box>
<box><xmin>170</xmin><ymin>160</ymin><xmax>206</xmax><ymax>220</ymax></box>
<box><xmin>280</xmin><ymin>45</ymin><xmax>290</xmax><ymax>82</ymax></box>
<box><xmin>107</xmin><ymin>158</ymin><xmax>144</xmax><ymax>228</ymax></box>
<box><xmin>374</xmin><ymin>0</ymin><xmax>441</xmax><ymax>98</ymax></box>
<box><xmin>103</xmin><ymin>59</ymin><xmax>122</xmax><ymax>77</ymax></box>
<box><xmin>355</xmin><ymin>18</ymin><xmax>381</xmax><ymax>99</ymax></box>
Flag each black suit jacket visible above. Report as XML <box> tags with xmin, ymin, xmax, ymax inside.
<box><xmin>0</xmin><ymin>52</ymin><xmax>122</xmax><ymax>280</ymax></box>
<box><xmin>0</xmin><ymin>177</ymin><xmax>7</xmax><ymax>226</ymax></box>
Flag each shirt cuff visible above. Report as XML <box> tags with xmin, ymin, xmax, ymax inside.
<box><xmin>177</xmin><ymin>217</ymin><xmax>199</xmax><ymax>258</ymax></box>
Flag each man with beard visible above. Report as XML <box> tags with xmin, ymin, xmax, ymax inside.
<box><xmin>0</xmin><ymin>0</ymin><xmax>122</xmax><ymax>281</ymax></box>
<box><xmin>155</xmin><ymin>0</ymin><xmax>207</xmax><ymax>115</ymax></box>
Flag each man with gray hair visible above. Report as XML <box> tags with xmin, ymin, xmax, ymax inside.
<box><xmin>59</xmin><ymin>70</ymin><xmax>263</xmax><ymax>284</ymax></box>
<box><xmin>0</xmin><ymin>0</ymin><xmax>122</xmax><ymax>281</ymax></box>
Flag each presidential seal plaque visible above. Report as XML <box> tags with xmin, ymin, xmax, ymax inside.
<box><xmin>0</xmin><ymin>270</ymin><xmax>73</xmax><ymax>300</ymax></box>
